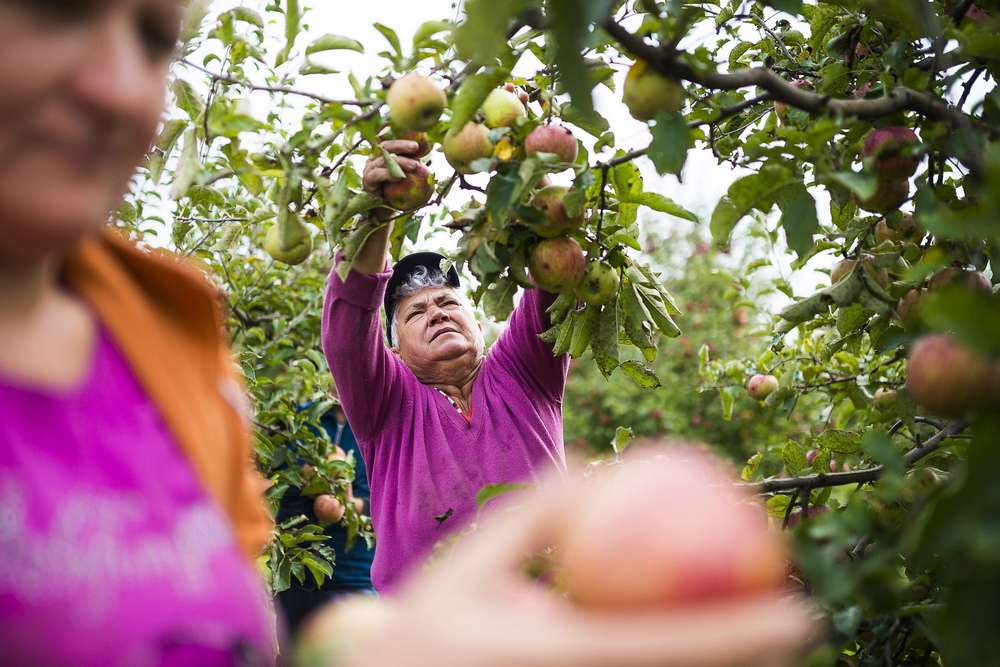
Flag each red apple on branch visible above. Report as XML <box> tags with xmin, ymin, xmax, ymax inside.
<box><xmin>524</xmin><ymin>124</ymin><xmax>578</xmax><ymax>165</ymax></box>
<box><xmin>863</xmin><ymin>126</ymin><xmax>920</xmax><ymax>182</ymax></box>
<box><xmin>747</xmin><ymin>374</ymin><xmax>779</xmax><ymax>400</ymax></box>
<box><xmin>527</xmin><ymin>236</ymin><xmax>586</xmax><ymax>293</ymax></box>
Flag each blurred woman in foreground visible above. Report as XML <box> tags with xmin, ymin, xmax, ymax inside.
<box><xmin>0</xmin><ymin>1</ymin><xmax>815</xmax><ymax>665</ymax></box>
<box><xmin>0</xmin><ymin>1</ymin><xmax>274</xmax><ymax>663</ymax></box>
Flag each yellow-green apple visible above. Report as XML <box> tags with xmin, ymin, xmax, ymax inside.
<box><xmin>622</xmin><ymin>60</ymin><xmax>686</xmax><ymax>122</ymax></box>
<box><xmin>747</xmin><ymin>374</ymin><xmax>779</xmax><ymax>400</ymax></box>
<box><xmin>873</xmin><ymin>213</ymin><xmax>924</xmax><ymax>244</ymax></box>
<box><xmin>527</xmin><ymin>236</ymin><xmax>586</xmax><ymax>293</ymax></box>
<box><xmin>443</xmin><ymin>121</ymin><xmax>494</xmax><ymax>174</ymax></box>
<box><xmin>382</xmin><ymin>162</ymin><xmax>434</xmax><ymax>211</ymax></box>
<box><xmin>557</xmin><ymin>450</ymin><xmax>786</xmax><ymax>609</ymax></box>
<box><xmin>529</xmin><ymin>185</ymin><xmax>584</xmax><ymax>238</ymax></box>
<box><xmin>906</xmin><ymin>334</ymin><xmax>1000</xmax><ymax>416</ymax></box>
<box><xmin>874</xmin><ymin>388</ymin><xmax>897</xmax><ymax>410</ymax></box>
<box><xmin>385</xmin><ymin>74</ymin><xmax>447</xmax><ymax>132</ymax></box>
<box><xmin>481</xmin><ymin>88</ymin><xmax>527</xmax><ymax>129</ymax></box>
<box><xmin>264</xmin><ymin>217</ymin><xmax>313</xmax><ymax>265</ymax></box>
<box><xmin>928</xmin><ymin>267</ymin><xmax>993</xmax><ymax>293</ymax></box>
<box><xmin>524</xmin><ymin>124</ymin><xmax>578</xmax><ymax>164</ymax></box>
<box><xmin>854</xmin><ymin>180</ymin><xmax>909</xmax><ymax>214</ymax></box>
<box><xmin>863</xmin><ymin>126</ymin><xmax>920</xmax><ymax>181</ymax></box>
<box><xmin>831</xmin><ymin>255</ymin><xmax>889</xmax><ymax>289</ymax></box>
<box><xmin>574</xmin><ymin>261</ymin><xmax>620</xmax><ymax>305</ymax></box>
<box><xmin>313</xmin><ymin>494</ymin><xmax>346</xmax><ymax>524</ymax></box>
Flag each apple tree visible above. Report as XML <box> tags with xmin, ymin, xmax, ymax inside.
<box><xmin>124</xmin><ymin>0</ymin><xmax>1000</xmax><ymax>662</ymax></box>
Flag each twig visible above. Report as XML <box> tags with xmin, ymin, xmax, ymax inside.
<box><xmin>179</xmin><ymin>59</ymin><xmax>376</xmax><ymax>107</ymax></box>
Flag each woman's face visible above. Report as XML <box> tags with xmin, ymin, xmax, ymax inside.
<box><xmin>0</xmin><ymin>0</ymin><xmax>182</xmax><ymax>263</ymax></box>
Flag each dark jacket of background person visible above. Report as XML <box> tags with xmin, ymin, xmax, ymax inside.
<box><xmin>275</xmin><ymin>405</ymin><xmax>375</xmax><ymax>634</ymax></box>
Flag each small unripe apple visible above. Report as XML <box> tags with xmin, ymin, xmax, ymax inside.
<box><xmin>831</xmin><ymin>255</ymin><xmax>889</xmax><ymax>289</ymax></box>
<box><xmin>313</xmin><ymin>494</ymin><xmax>346</xmax><ymax>524</ymax></box>
<box><xmin>442</xmin><ymin>121</ymin><xmax>494</xmax><ymax>174</ymax></box>
<box><xmin>906</xmin><ymin>334</ymin><xmax>1000</xmax><ymax>416</ymax></box>
<box><xmin>622</xmin><ymin>60</ymin><xmax>686</xmax><ymax>122</ymax></box>
<box><xmin>481</xmin><ymin>88</ymin><xmax>527</xmax><ymax>129</ymax></box>
<box><xmin>874</xmin><ymin>388</ymin><xmax>897</xmax><ymax>410</ymax></box>
<box><xmin>747</xmin><ymin>374</ymin><xmax>779</xmax><ymax>400</ymax></box>
<box><xmin>527</xmin><ymin>236</ymin><xmax>586</xmax><ymax>293</ymax></box>
<box><xmin>774</xmin><ymin>79</ymin><xmax>813</xmax><ymax>120</ymax></box>
<box><xmin>854</xmin><ymin>180</ymin><xmax>909</xmax><ymax>214</ymax></box>
<box><xmin>264</xmin><ymin>222</ymin><xmax>313</xmax><ymax>265</ymax></box>
<box><xmin>558</xmin><ymin>451</ymin><xmax>787</xmax><ymax>609</ymax></box>
<box><xmin>927</xmin><ymin>267</ymin><xmax>993</xmax><ymax>294</ymax></box>
<box><xmin>529</xmin><ymin>185</ymin><xmax>584</xmax><ymax>238</ymax></box>
<box><xmin>385</xmin><ymin>74</ymin><xmax>447</xmax><ymax>132</ymax></box>
<box><xmin>873</xmin><ymin>213</ymin><xmax>924</xmax><ymax>244</ymax></box>
<box><xmin>524</xmin><ymin>124</ymin><xmax>578</xmax><ymax>164</ymax></box>
<box><xmin>574</xmin><ymin>261</ymin><xmax>620</xmax><ymax>305</ymax></box>
<box><xmin>863</xmin><ymin>126</ymin><xmax>920</xmax><ymax>182</ymax></box>
<box><xmin>381</xmin><ymin>162</ymin><xmax>434</xmax><ymax>211</ymax></box>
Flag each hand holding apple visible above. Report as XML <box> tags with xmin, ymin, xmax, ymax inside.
<box><xmin>298</xmin><ymin>453</ymin><xmax>817</xmax><ymax>667</ymax></box>
<box><xmin>361</xmin><ymin>140</ymin><xmax>427</xmax><ymax>220</ymax></box>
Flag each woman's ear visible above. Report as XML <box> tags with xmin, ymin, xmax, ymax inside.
<box><xmin>390</xmin><ymin>346</ymin><xmax>402</xmax><ymax>359</ymax></box>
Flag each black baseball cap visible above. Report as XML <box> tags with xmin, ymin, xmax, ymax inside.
<box><xmin>384</xmin><ymin>252</ymin><xmax>460</xmax><ymax>345</ymax></box>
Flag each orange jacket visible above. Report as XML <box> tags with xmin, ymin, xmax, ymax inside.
<box><xmin>62</xmin><ymin>231</ymin><xmax>273</xmax><ymax>559</ymax></box>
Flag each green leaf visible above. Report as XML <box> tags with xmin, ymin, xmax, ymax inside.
<box><xmin>169</xmin><ymin>128</ymin><xmax>200</xmax><ymax>200</ymax></box>
<box><xmin>621</xmin><ymin>360</ymin><xmax>661</xmax><ymax>388</ymax></box>
<box><xmin>777</xmin><ymin>187</ymin><xmax>818</xmax><ymax>258</ymax></box>
<box><xmin>306</xmin><ymin>34</ymin><xmax>364</xmax><ymax>54</ymax></box>
<box><xmin>475</xmin><ymin>482</ymin><xmax>533</xmax><ymax>509</ymax></box>
<box><xmin>560</xmin><ymin>103</ymin><xmax>611</xmax><ymax>137</ymax></box>
<box><xmin>647</xmin><ymin>111</ymin><xmax>693</xmax><ymax>175</ymax></box>
<box><xmin>828</xmin><ymin>168</ymin><xmax>877</xmax><ymax>201</ymax></box>
<box><xmin>762</xmin><ymin>0</ymin><xmax>802</xmax><ymax>13</ymax></box>
<box><xmin>591</xmin><ymin>300</ymin><xmax>620</xmax><ymax>377</ymax></box>
<box><xmin>453</xmin><ymin>0</ymin><xmax>518</xmax><ymax>64</ymax></box>
<box><xmin>814</xmin><ymin>429</ymin><xmax>863</xmax><ymax>454</ymax></box>
<box><xmin>482</xmin><ymin>276</ymin><xmax>518</xmax><ymax>321</ymax></box>
<box><xmin>276</xmin><ymin>0</ymin><xmax>301</xmax><ymax>67</ymax></box>
<box><xmin>569</xmin><ymin>304</ymin><xmax>600</xmax><ymax>358</ymax></box>
<box><xmin>782</xmin><ymin>439</ymin><xmax>809</xmax><ymax>476</ymax></box>
<box><xmin>612</xmin><ymin>426</ymin><xmax>634</xmax><ymax>453</ymax></box>
<box><xmin>710</xmin><ymin>166</ymin><xmax>794</xmax><ymax>246</ymax></box>
<box><xmin>373</xmin><ymin>23</ymin><xmax>401</xmax><ymax>58</ymax></box>
<box><xmin>171</xmin><ymin>79</ymin><xmax>205</xmax><ymax>124</ymax></box>
<box><xmin>414</xmin><ymin>20</ymin><xmax>453</xmax><ymax>47</ymax></box>
<box><xmin>225</xmin><ymin>7</ymin><xmax>263</xmax><ymax>27</ymax></box>
<box><xmin>620</xmin><ymin>191</ymin><xmax>698</xmax><ymax>222</ymax></box>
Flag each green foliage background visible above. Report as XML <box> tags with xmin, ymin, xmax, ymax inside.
<box><xmin>120</xmin><ymin>0</ymin><xmax>1000</xmax><ymax>663</ymax></box>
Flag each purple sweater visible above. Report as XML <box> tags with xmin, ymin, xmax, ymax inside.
<box><xmin>322</xmin><ymin>264</ymin><xmax>568</xmax><ymax>593</ymax></box>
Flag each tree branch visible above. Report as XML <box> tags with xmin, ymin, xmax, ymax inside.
<box><xmin>179</xmin><ymin>59</ymin><xmax>376</xmax><ymax>107</ymax></box>
<box><xmin>598</xmin><ymin>18</ymin><xmax>985</xmax><ymax>177</ymax></box>
<box><xmin>744</xmin><ymin>419</ymin><xmax>968</xmax><ymax>494</ymax></box>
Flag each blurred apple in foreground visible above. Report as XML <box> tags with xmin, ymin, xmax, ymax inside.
<box><xmin>557</xmin><ymin>450</ymin><xmax>787</xmax><ymax>609</ymax></box>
